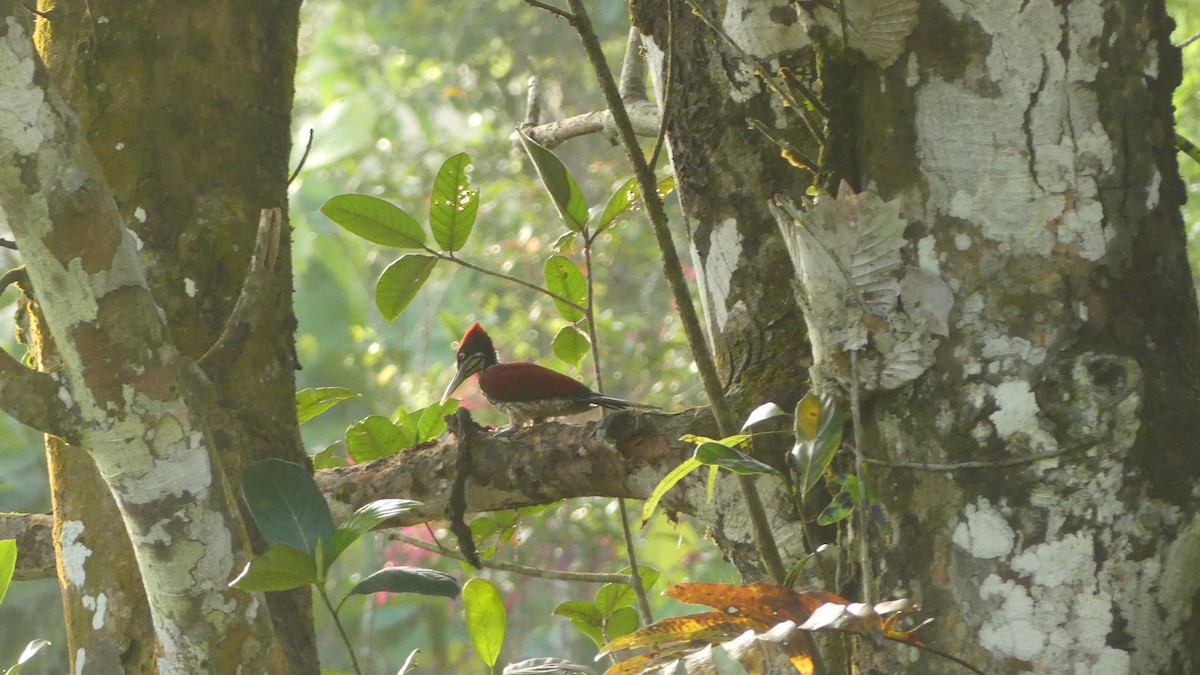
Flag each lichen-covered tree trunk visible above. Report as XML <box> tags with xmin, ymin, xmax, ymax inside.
<box><xmin>640</xmin><ymin>0</ymin><xmax>1200</xmax><ymax>672</ymax></box>
<box><xmin>13</xmin><ymin>2</ymin><xmax>314</xmax><ymax>672</ymax></box>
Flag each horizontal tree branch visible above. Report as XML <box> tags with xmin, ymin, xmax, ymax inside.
<box><xmin>0</xmin><ymin>511</ymin><xmax>54</xmax><ymax>581</ymax></box>
<box><xmin>512</xmin><ymin>100</ymin><xmax>661</xmax><ymax>149</ymax></box>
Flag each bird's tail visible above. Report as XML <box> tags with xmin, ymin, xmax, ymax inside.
<box><xmin>590</xmin><ymin>396</ymin><xmax>658</xmax><ymax>411</ymax></box>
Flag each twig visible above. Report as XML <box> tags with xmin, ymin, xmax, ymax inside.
<box><xmin>431</xmin><ymin>249</ymin><xmax>587</xmax><ymax>315</ymax></box>
<box><xmin>318</xmin><ymin>584</ymin><xmax>364</xmax><ymax>675</ymax></box>
<box><xmin>0</xmin><ymin>239</ymin><xmax>17</xmax><ymax>250</ymax></box>
<box><xmin>523</xmin><ymin>76</ymin><xmax>542</xmax><ymax>127</ymax></box>
<box><xmin>447</xmin><ymin>408</ymin><xmax>482</xmax><ymax>569</ymax></box>
<box><xmin>389</xmin><ymin>531</ymin><xmax>632</xmax><ymax>584</ymax></box>
<box><xmin>618</xmin><ymin>27</ymin><xmax>647</xmax><ymax>102</ymax></box>
<box><xmin>520</xmin><ymin>0</ymin><xmax>573</xmax><ymax>22</ymax></box>
<box><xmin>565</xmin><ymin>0</ymin><xmax>787</xmax><ymax>584</ymax></box>
<box><xmin>1176</xmin><ymin>31</ymin><xmax>1200</xmax><ymax>48</ymax></box>
<box><xmin>849</xmin><ymin>352</ymin><xmax>870</xmax><ymax>605</ymax></box>
<box><xmin>865</xmin><ymin>448</ymin><xmax>1068</xmax><ymax>471</ymax></box>
<box><xmin>647</xmin><ymin>0</ymin><xmax>674</xmax><ymax>172</ymax></box>
<box><xmin>287</xmin><ymin>129</ymin><xmax>314</xmax><ymax>187</ymax></box>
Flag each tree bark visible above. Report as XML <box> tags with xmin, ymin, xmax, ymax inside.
<box><xmin>0</xmin><ymin>2</ymin><xmax>313</xmax><ymax>671</ymax></box>
<box><xmin>642</xmin><ymin>0</ymin><xmax>1200</xmax><ymax>672</ymax></box>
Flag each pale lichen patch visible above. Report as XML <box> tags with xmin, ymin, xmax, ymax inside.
<box><xmin>60</xmin><ymin>520</ymin><xmax>92</xmax><ymax>587</ymax></box>
<box><xmin>952</xmin><ymin>498</ymin><xmax>1014</xmax><ymax>559</ymax></box>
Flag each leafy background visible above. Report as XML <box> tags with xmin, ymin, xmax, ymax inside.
<box><xmin>1</xmin><ymin>1</ymin><xmax>1198</xmax><ymax>672</ymax></box>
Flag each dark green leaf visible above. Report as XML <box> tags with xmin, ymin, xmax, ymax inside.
<box><xmin>554</xmin><ymin>600</ymin><xmax>605</xmax><ymax>648</ymax></box>
<box><xmin>429</xmin><ymin>152</ymin><xmax>479</xmax><ymax>251</ymax></box>
<box><xmin>376</xmin><ymin>254</ymin><xmax>437</xmax><ymax>322</ymax></box>
<box><xmin>464</xmin><ymin>578</ymin><xmax>506</xmax><ymax>667</ymax></box>
<box><xmin>347</xmin><ymin>566</ymin><xmax>460</xmax><ymax>599</ymax></box>
<box><xmin>346</xmin><ymin>415</ymin><xmax>407</xmax><ymax>462</ymax></box>
<box><xmin>320</xmin><ymin>194</ymin><xmax>427</xmax><ymax>248</ymax></box>
<box><xmin>694</xmin><ymin>442</ymin><xmax>784</xmax><ymax>477</ymax></box>
<box><xmin>790</xmin><ymin>393</ymin><xmax>843</xmax><ymax>497</ymax></box>
<box><xmin>0</xmin><ymin>539</ymin><xmax>15</xmax><ymax>608</ymax></box>
<box><xmin>241</xmin><ymin>459</ymin><xmax>334</xmax><ymax>555</ymax></box>
<box><xmin>552</xmin><ymin>325</ymin><xmax>590</xmax><ymax>366</ymax></box>
<box><xmin>605</xmin><ymin>606</ymin><xmax>641</xmax><ymax>643</ymax></box>
<box><xmin>517</xmin><ymin>131</ymin><xmax>589</xmax><ymax>232</ymax></box>
<box><xmin>296</xmin><ymin>387</ymin><xmax>360</xmax><ymax>425</ymax></box>
<box><xmin>229</xmin><ymin>544</ymin><xmax>318</xmax><ymax>592</ymax></box>
<box><xmin>816</xmin><ymin>478</ymin><xmax>857</xmax><ymax>526</ymax></box>
<box><xmin>327</xmin><ymin>499</ymin><xmax>423</xmax><ymax>566</ymax></box>
<box><xmin>543</xmin><ymin>255</ymin><xmax>587</xmax><ymax>322</ymax></box>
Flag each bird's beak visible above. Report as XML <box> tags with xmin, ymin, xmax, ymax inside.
<box><xmin>440</xmin><ymin>363</ymin><xmax>474</xmax><ymax>405</ymax></box>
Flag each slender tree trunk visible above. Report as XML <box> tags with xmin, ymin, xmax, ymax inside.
<box><xmin>640</xmin><ymin>0</ymin><xmax>1200</xmax><ymax>672</ymax></box>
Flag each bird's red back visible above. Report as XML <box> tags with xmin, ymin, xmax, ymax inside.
<box><xmin>477</xmin><ymin>362</ymin><xmax>595</xmax><ymax>402</ymax></box>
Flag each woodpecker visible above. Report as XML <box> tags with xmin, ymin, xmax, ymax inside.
<box><xmin>441</xmin><ymin>322</ymin><xmax>645</xmax><ymax>427</ymax></box>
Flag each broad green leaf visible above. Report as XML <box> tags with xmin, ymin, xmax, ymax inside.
<box><xmin>594</xmin><ymin>583</ymin><xmax>635</xmax><ymax>616</ymax></box>
<box><xmin>517</xmin><ymin>131</ymin><xmax>589</xmax><ymax>232</ymax></box>
<box><xmin>694</xmin><ymin>442</ymin><xmax>784</xmax><ymax>478</ymax></box>
<box><xmin>741</xmin><ymin>402</ymin><xmax>787</xmax><ymax>431</ymax></box>
<box><xmin>605</xmin><ymin>606</ymin><xmax>641</xmax><ymax>643</ymax></box>
<box><xmin>376</xmin><ymin>254</ymin><xmax>437</xmax><ymax>322</ymax></box>
<box><xmin>0</xmin><ymin>539</ymin><xmax>15</xmax><ymax>608</ymax></box>
<box><xmin>311</xmin><ymin>442</ymin><xmax>347</xmax><ymax>470</ymax></box>
<box><xmin>296</xmin><ymin>387</ymin><xmax>360</xmax><ymax>425</ymax></box>
<box><xmin>397</xmin><ymin>649</ymin><xmax>420</xmax><ymax>675</ymax></box>
<box><xmin>463</xmin><ymin>578</ymin><xmax>506</xmax><ymax>668</ymax></box>
<box><xmin>554</xmin><ymin>600</ymin><xmax>605</xmax><ymax>648</ymax></box>
<box><xmin>552</xmin><ymin>325</ymin><xmax>590</xmax><ymax>366</ymax></box>
<box><xmin>320</xmin><ymin>194</ymin><xmax>427</xmax><ymax>248</ymax></box>
<box><xmin>241</xmin><ymin>459</ymin><xmax>334</xmax><ymax>556</ymax></box>
<box><xmin>594</xmin><ymin>174</ymin><xmax>676</xmax><ymax>237</ymax></box>
<box><xmin>416</xmin><ymin>398</ymin><xmax>459</xmax><ymax>442</ymax></box>
<box><xmin>790</xmin><ymin>393</ymin><xmax>843</xmax><ymax>497</ymax></box>
<box><xmin>229</xmin><ymin>544</ymin><xmax>318</xmax><ymax>592</ymax></box>
<box><xmin>641</xmin><ymin>457</ymin><xmax>703</xmax><ymax>523</ymax></box>
<box><xmin>681</xmin><ymin>433</ymin><xmax>751</xmax><ymax>448</ymax></box>
<box><xmin>346</xmin><ymin>415</ymin><xmax>408</xmax><ymax>462</ymax></box>
<box><xmin>543</xmin><ymin>255</ymin><xmax>587</xmax><ymax>321</ymax></box>
<box><xmin>347</xmin><ymin>566</ymin><xmax>460</xmax><ymax>599</ymax></box>
<box><xmin>327</xmin><ymin>499</ymin><xmax>422</xmax><ymax>566</ymax></box>
<box><xmin>551</xmin><ymin>231</ymin><xmax>577</xmax><ymax>253</ymax></box>
<box><xmin>429</xmin><ymin>152</ymin><xmax>479</xmax><ymax>251</ymax></box>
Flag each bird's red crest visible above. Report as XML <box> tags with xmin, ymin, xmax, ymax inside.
<box><xmin>457</xmin><ymin>322</ymin><xmax>495</xmax><ymax>357</ymax></box>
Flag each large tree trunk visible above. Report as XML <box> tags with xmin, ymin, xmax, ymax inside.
<box><xmin>0</xmin><ymin>3</ymin><xmax>313</xmax><ymax>671</ymax></box>
<box><xmin>639</xmin><ymin>0</ymin><xmax>1200</xmax><ymax>672</ymax></box>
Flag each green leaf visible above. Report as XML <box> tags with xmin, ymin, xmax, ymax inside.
<box><xmin>311</xmin><ymin>442</ymin><xmax>347</xmax><ymax>470</ymax></box>
<box><xmin>552</xmin><ymin>325</ymin><xmax>591</xmax><ymax>366</ymax></box>
<box><xmin>0</xmin><ymin>539</ymin><xmax>15</xmax><ymax>608</ymax></box>
<box><xmin>376</xmin><ymin>254</ymin><xmax>437</xmax><ymax>322</ymax></box>
<box><xmin>619</xmin><ymin>565</ymin><xmax>660</xmax><ymax>593</ymax></box>
<box><xmin>230</xmin><ymin>544</ymin><xmax>319</xmax><ymax>592</ymax></box>
<box><xmin>429</xmin><ymin>152</ymin><xmax>479</xmax><ymax>251</ymax></box>
<box><xmin>320</xmin><ymin>194</ymin><xmax>427</xmax><ymax>248</ymax></box>
<box><xmin>551</xmin><ymin>231</ymin><xmax>577</xmax><ymax>254</ymax></box>
<box><xmin>463</xmin><ymin>578</ymin><xmax>506</xmax><ymax>668</ymax></box>
<box><xmin>543</xmin><ymin>255</ymin><xmax>587</xmax><ymax>322</ymax></box>
<box><xmin>296</xmin><ymin>387</ymin><xmax>360</xmax><ymax>425</ymax></box>
<box><xmin>327</xmin><ymin>499</ymin><xmax>422</xmax><ymax>566</ymax></box>
<box><xmin>641</xmin><ymin>457</ymin><xmax>703</xmax><ymax>523</ymax></box>
<box><xmin>347</xmin><ymin>566</ymin><xmax>460</xmax><ymax>599</ymax></box>
<box><xmin>241</xmin><ymin>459</ymin><xmax>334</xmax><ymax>556</ymax></box>
<box><xmin>741</xmin><ymin>402</ymin><xmax>787</xmax><ymax>431</ymax></box>
<box><xmin>694</xmin><ymin>442</ymin><xmax>784</xmax><ymax>477</ymax></box>
<box><xmin>517</xmin><ymin>131</ymin><xmax>589</xmax><ymax>232</ymax></box>
<box><xmin>594</xmin><ymin>583</ymin><xmax>635</xmax><ymax>616</ymax></box>
<box><xmin>816</xmin><ymin>476</ymin><xmax>857</xmax><ymax>526</ymax></box>
<box><xmin>605</xmin><ymin>606</ymin><xmax>641</xmax><ymax>642</ymax></box>
<box><xmin>346</xmin><ymin>415</ymin><xmax>407</xmax><ymax>462</ymax></box>
<box><xmin>416</xmin><ymin>398</ymin><xmax>459</xmax><ymax>442</ymax></box>
<box><xmin>595</xmin><ymin>175</ymin><xmax>676</xmax><ymax>237</ymax></box>
<box><xmin>553</xmin><ymin>600</ymin><xmax>605</xmax><ymax>648</ymax></box>
<box><xmin>790</xmin><ymin>393</ymin><xmax>843</xmax><ymax>497</ymax></box>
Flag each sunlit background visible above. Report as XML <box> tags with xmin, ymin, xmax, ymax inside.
<box><xmin>2</xmin><ymin>1</ymin><xmax>1198</xmax><ymax>671</ymax></box>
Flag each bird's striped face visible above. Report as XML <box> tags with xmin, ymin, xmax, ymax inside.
<box><xmin>440</xmin><ymin>323</ymin><xmax>499</xmax><ymax>404</ymax></box>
